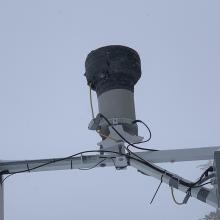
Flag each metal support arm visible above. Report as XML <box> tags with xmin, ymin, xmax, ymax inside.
<box><xmin>130</xmin><ymin>159</ymin><xmax>218</xmax><ymax>208</ymax></box>
<box><xmin>0</xmin><ymin>145</ymin><xmax>219</xmax><ymax>220</ymax></box>
<box><xmin>136</xmin><ymin>146</ymin><xmax>219</xmax><ymax>163</ymax></box>
<box><xmin>0</xmin><ymin>146</ymin><xmax>218</xmax><ymax>174</ymax></box>
<box><xmin>0</xmin><ymin>154</ymin><xmax>116</xmax><ymax>174</ymax></box>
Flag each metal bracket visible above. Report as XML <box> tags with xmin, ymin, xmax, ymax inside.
<box><xmin>88</xmin><ymin>114</ymin><xmax>102</xmax><ymax>130</ymax></box>
<box><xmin>98</xmin><ymin>124</ymin><xmax>143</xmax><ymax>152</ymax></box>
<box><xmin>114</xmin><ymin>156</ymin><xmax>128</xmax><ymax>170</ymax></box>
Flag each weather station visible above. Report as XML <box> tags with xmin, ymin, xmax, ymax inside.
<box><xmin>0</xmin><ymin>45</ymin><xmax>219</xmax><ymax>220</ymax></box>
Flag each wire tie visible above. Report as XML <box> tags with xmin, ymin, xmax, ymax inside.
<box><xmin>175</xmin><ymin>175</ymin><xmax>180</xmax><ymax>189</ymax></box>
<box><xmin>183</xmin><ymin>189</ymin><xmax>191</xmax><ymax>204</ymax></box>
<box><xmin>26</xmin><ymin>162</ymin><xmax>30</xmax><ymax>172</ymax></box>
<box><xmin>186</xmin><ymin>187</ymin><xmax>192</xmax><ymax>196</ymax></box>
<box><xmin>70</xmin><ymin>159</ymin><xmax>73</xmax><ymax>169</ymax></box>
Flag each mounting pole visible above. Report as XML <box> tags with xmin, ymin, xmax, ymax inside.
<box><xmin>0</xmin><ymin>176</ymin><xmax>4</xmax><ymax>220</ymax></box>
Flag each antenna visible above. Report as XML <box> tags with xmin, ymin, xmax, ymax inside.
<box><xmin>0</xmin><ymin>45</ymin><xmax>219</xmax><ymax>219</ymax></box>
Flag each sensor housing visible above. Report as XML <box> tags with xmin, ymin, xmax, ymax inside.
<box><xmin>85</xmin><ymin>45</ymin><xmax>141</xmax><ymax>136</ymax></box>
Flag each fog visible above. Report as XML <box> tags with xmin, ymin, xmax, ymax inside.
<box><xmin>0</xmin><ymin>1</ymin><xmax>220</xmax><ymax>219</ymax></box>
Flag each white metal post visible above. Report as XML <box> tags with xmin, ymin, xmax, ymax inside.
<box><xmin>0</xmin><ymin>176</ymin><xmax>4</xmax><ymax>220</ymax></box>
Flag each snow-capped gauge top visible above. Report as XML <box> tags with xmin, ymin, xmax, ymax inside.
<box><xmin>85</xmin><ymin>45</ymin><xmax>141</xmax><ymax>96</ymax></box>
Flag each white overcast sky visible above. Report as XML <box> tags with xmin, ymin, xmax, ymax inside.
<box><xmin>0</xmin><ymin>1</ymin><xmax>220</xmax><ymax>219</ymax></box>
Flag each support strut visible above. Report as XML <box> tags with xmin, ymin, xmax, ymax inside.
<box><xmin>0</xmin><ymin>176</ymin><xmax>4</xmax><ymax>220</ymax></box>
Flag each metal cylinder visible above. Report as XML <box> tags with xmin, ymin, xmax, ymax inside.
<box><xmin>85</xmin><ymin>45</ymin><xmax>141</xmax><ymax>135</ymax></box>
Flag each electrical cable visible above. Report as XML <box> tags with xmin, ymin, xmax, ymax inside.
<box><xmin>99</xmin><ymin>114</ymin><xmax>158</xmax><ymax>152</ymax></box>
<box><xmin>170</xmin><ymin>186</ymin><xmax>185</xmax><ymax>205</ymax></box>
<box><xmin>133</xmin><ymin>120</ymin><xmax>152</xmax><ymax>142</ymax></box>
<box><xmin>88</xmin><ymin>87</ymin><xmax>214</xmax><ymax>192</ymax></box>
<box><xmin>126</xmin><ymin>121</ymin><xmax>152</xmax><ymax>152</ymax></box>
<box><xmin>78</xmin><ymin>158</ymin><xmax>107</xmax><ymax>170</ymax></box>
<box><xmin>89</xmin><ymin>86</ymin><xmax>117</xmax><ymax>142</ymax></box>
<box><xmin>99</xmin><ymin>114</ymin><xmax>198</xmax><ymax>186</ymax></box>
<box><xmin>170</xmin><ymin>180</ymin><xmax>213</xmax><ymax>206</ymax></box>
<box><xmin>190</xmin><ymin>181</ymin><xmax>213</xmax><ymax>188</ymax></box>
<box><xmin>89</xmin><ymin>83</ymin><xmax>154</xmax><ymax>150</ymax></box>
<box><xmin>99</xmin><ymin>113</ymin><xmax>204</xmax><ymax>188</ymax></box>
<box><xmin>1</xmin><ymin>109</ymin><xmax>213</xmax><ymax>207</ymax></box>
<box><xmin>0</xmin><ymin>147</ymin><xmax>214</xmax><ymax>204</ymax></box>
<box><xmin>126</xmin><ymin>140</ymin><xmax>150</xmax><ymax>151</ymax></box>
<box><xmin>102</xmin><ymin>113</ymin><xmax>216</xmax><ymax>191</ymax></box>
<box><xmin>193</xmin><ymin>166</ymin><xmax>213</xmax><ymax>186</ymax></box>
<box><xmin>127</xmin><ymin>120</ymin><xmax>153</xmax><ymax>151</ymax></box>
<box><xmin>185</xmin><ymin>166</ymin><xmax>214</xmax><ymax>192</ymax></box>
<box><xmin>198</xmin><ymin>174</ymin><xmax>215</xmax><ymax>184</ymax></box>
<box><xmin>100</xmin><ymin>114</ymin><xmax>216</xmax><ymax>190</ymax></box>
<box><xmin>150</xmin><ymin>174</ymin><xmax>163</xmax><ymax>204</ymax></box>
<box><xmin>0</xmin><ymin>149</ymin><xmax>157</xmax><ymax>185</ymax></box>
<box><xmin>99</xmin><ymin>113</ymin><xmax>165</xmax><ymax>178</ymax></box>
<box><xmin>88</xmin><ymin>76</ymin><xmax>154</xmax><ymax>150</ymax></box>
<box><xmin>1</xmin><ymin>174</ymin><xmax>14</xmax><ymax>185</ymax></box>
<box><xmin>0</xmin><ymin>131</ymin><xmax>213</xmax><ymax>201</ymax></box>
<box><xmin>89</xmin><ymin>84</ymin><xmax>159</xmax><ymax>163</ymax></box>
<box><xmin>89</xmin><ymin>83</ymin><xmax>95</xmax><ymax>119</ymax></box>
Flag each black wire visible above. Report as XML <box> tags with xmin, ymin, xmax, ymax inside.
<box><xmin>127</xmin><ymin>120</ymin><xmax>154</xmax><ymax>151</ymax></box>
<box><xmin>1</xmin><ymin>174</ymin><xmax>14</xmax><ymax>184</ymax></box>
<box><xmin>186</xmin><ymin>166</ymin><xmax>213</xmax><ymax>191</ymax></box>
<box><xmin>0</xmin><ymin>148</ymin><xmax>213</xmax><ymax>191</ymax></box>
<box><xmin>99</xmin><ymin>114</ymin><xmax>158</xmax><ymax>152</ymax></box>
<box><xmin>0</xmin><ymin>149</ymin><xmax>153</xmax><ymax>185</ymax></box>
<box><xmin>2</xmin><ymin>158</ymin><xmax>107</xmax><ymax>182</ymax></box>
<box><xmin>133</xmin><ymin>120</ymin><xmax>152</xmax><ymax>142</ymax></box>
<box><xmin>0</xmin><ymin>116</ymin><xmax>213</xmax><ymax>192</ymax></box>
<box><xmin>199</xmin><ymin>173</ymin><xmax>215</xmax><ymax>184</ymax></box>
<box><xmin>99</xmin><ymin>113</ymin><xmax>213</xmax><ymax>189</ymax></box>
<box><xmin>99</xmin><ymin>114</ymin><xmax>194</xmax><ymax>187</ymax></box>
<box><xmin>126</xmin><ymin>140</ymin><xmax>149</xmax><ymax>151</ymax></box>
<box><xmin>78</xmin><ymin>158</ymin><xmax>107</xmax><ymax>170</ymax></box>
<box><xmin>150</xmin><ymin>174</ymin><xmax>163</xmax><ymax>204</ymax></box>
<box><xmin>99</xmin><ymin>114</ymin><xmax>168</xmax><ymax>180</ymax></box>
<box><xmin>100</xmin><ymin>114</ymin><xmax>191</xmax><ymax>186</ymax></box>
<box><xmin>191</xmin><ymin>181</ymin><xmax>212</xmax><ymax>188</ymax></box>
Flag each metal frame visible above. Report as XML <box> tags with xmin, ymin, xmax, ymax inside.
<box><xmin>130</xmin><ymin>158</ymin><xmax>217</xmax><ymax>208</ymax></box>
<box><xmin>0</xmin><ymin>146</ymin><xmax>218</xmax><ymax>173</ymax></box>
<box><xmin>0</xmin><ymin>146</ymin><xmax>219</xmax><ymax>220</ymax></box>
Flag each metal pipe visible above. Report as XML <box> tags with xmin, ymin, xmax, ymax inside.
<box><xmin>0</xmin><ymin>176</ymin><xmax>4</xmax><ymax>220</ymax></box>
<box><xmin>130</xmin><ymin>159</ymin><xmax>218</xmax><ymax>208</ymax></box>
